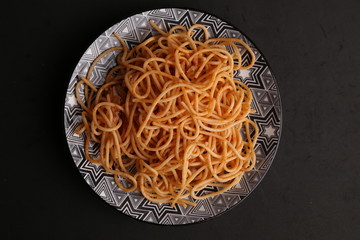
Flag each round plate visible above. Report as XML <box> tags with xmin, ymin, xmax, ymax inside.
<box><xmin>64</xmin><ymin>8</ymin><xmax>282</xmax><ymax>225</ymax></box>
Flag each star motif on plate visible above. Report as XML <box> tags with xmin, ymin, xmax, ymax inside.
<box><xmin>66</xmin><ymin>93</ymin><xmax>78</xmax><ymax>108</ymax></box>
<box><xmin>259</xmin><ymin>119</ymin><xmax>280</xmax><ymax>142</ymax></box>
<box><xmin>238</xmin><ymin>69</ymin><xmax>251</xmax><ymax>79</ymax></box>
<box><xmin>264</xmin><ymin>124</ymin><xmax>276</xmax><ymax>138</ymax></box>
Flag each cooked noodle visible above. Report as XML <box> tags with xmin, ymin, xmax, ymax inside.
<box><xmin>75</xmin><ymin>21</ymin><xmax>258</xmax><ymax>207</ymax></box>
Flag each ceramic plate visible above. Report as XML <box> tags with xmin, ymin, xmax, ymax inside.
<box><xmin>64</xmin><ymin>8</ymin><xmax>282</xmax><ymax>225</ymax></box>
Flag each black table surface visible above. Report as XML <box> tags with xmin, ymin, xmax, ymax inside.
<box><xmin>2</xmin><ymin>0</ymin><xmax>360</xmax><ymax>239</ymax></box>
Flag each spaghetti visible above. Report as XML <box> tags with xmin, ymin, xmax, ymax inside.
<box><xmin>75</xmin><ymin>21</ymin><xmax>258</xmax><ymax>207</ymax></box>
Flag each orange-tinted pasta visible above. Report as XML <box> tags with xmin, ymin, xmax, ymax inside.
<box><xmin>75</xmin><ymin>21</ymin><xmax>258</xmax><ymax>207</ymax></box>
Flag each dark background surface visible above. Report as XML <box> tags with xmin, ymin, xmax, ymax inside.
<box><xmin>2</xmin><ymin>0</ymin><xmax>360</xmax><ymax>239</ymax></box>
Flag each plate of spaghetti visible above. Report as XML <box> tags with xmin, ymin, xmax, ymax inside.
<box><xmin>64</xmin><ymin>8</ymin><xmax>282</xmax><ymax>225</ymax></box>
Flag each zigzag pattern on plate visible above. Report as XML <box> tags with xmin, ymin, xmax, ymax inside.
<box><xmin>64</xmin><ymin>8</ymin><xmax>282</xmax><ymax>225</ymax></box>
